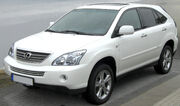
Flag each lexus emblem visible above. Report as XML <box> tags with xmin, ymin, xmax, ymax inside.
<box><xmin>24</xmin><ymin>52</ymin><xmax>32</xmax><ymax>59</ymax></box>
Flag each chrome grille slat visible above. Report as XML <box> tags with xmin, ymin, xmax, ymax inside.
<box><xmin>17</xmin><ymin>55</ymin><xmax>44</xmax><ymax>61</ymax></box>
<box><xmin>17</xmin><ymin>55</ymin><xmax>44</xmax><ymax>60</ymax></box>
<box><xmin>17</xmin><ymin>54</ymin><xmax>47</xmax><ymax>58</ymax></box>
<box><xmin>16</xmin><ymin>53</ymin><xmax>24</xmax><ymax>56</ymax></box>
<box><xmin>16</xmin><ymin>49</ymin><xmax>50</xmax><ymax>63</ymax></box>
<box><xmin>16</xmin><ymin>52</ymin><xmax>25</xmax><ymax>55</ymax></box>
<box><xmin>10</xmin><ymin>66</ymin><xmax>45</xmax><ymax>76</ymax></box>
<box><xmin>16</xmin><ymin>57</ymin><xmax>43</xmax><ymax>62</ymax></box>
<box><xmin>17</xmin><ymin>49</ymin><xmax>49</xmax><ymax>55</ymax></box>
<box><xmin>18</xmin><ymin>58</ymin><xmax>42</xmax><ymax>62</ymax></box>
<box><xmin>28</xmin><ymin>57</ymin><xmax>45</xmax><ymax>60</ymax></box>
<box><xmin>17</xmin><ymin>53</ymin><xmax>49</xmax><ymax>57</ymax></box>
<box><xmin>16</xmin><ymin>50</ymin><xmax>25</xmax><ymax>53</ymax></box>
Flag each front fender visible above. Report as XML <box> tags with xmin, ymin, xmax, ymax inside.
<box><xmin>80</xmin><ymin>46</ymin><xmax>118</xmax><ymax>82</ymax></box>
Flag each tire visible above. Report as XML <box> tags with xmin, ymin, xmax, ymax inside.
<box><xmin>85</xmin><ymin>64</ymin><xmax>114</xmax><ymax>105</ymax></box>
<box><xmin>154</xmin><ymin>45</ymin><xmax>173</xmax><ymax>74</ymax></box>
<box><xmin>23</xmin><ymin>84</ymin><xmax>39</xmax><ymax>89</ymax></box>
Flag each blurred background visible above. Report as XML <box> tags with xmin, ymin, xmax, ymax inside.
<box><xmin>0</xmin><ymin>0</ymin><xmax>143</xmax><ymax>67</ymax></box>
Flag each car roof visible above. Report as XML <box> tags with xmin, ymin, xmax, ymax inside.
<box><xmin>77</xmin><ymin>3</ymin><xmax>158</xmax><ymax>10</ymax></box>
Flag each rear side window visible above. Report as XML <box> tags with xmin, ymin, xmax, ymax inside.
<box><xmin>153</xmin><ymin>10</ymin><xmax>167</xmax><ymax>24</ymax></box>
<box><xmin>138</xmin><ymin>8</ymin><xmax>156</xmax><ymax>28</ymax></box>
<box><xmin>116</xmin><ymin>9</ymin><xmax>141</xmax><ymax>31</ymax></box>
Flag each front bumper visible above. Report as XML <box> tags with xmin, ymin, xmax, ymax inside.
<box><xmin>4</xmin><ymin>56</ymin><xmax>91</xmax><ymax>90</ymax></box>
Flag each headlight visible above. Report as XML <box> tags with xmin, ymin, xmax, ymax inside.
<box><xmin>8</xmin><ymin>44</ymin><xmax>14</xmax><ymax>58</ymax></box>
<box><xmin>52</xmin><ymin>49</ymin><xmax>86</xmax><ymax>66</ymax></box>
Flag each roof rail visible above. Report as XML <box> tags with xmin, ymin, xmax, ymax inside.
<box><xmin>89</xmin><ymin>3</ymin><xmax>129</xmax><ymax>6</ymax></box>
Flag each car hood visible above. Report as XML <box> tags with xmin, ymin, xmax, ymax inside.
<box><xmin>15</xmin><ymin>32</ymin><xmax>103</xmax><ymax>54</ymax></box>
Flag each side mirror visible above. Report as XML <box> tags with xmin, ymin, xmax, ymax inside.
<box><xmin>119</xmin><ymin>25</ymin><xmax>134</xmax><ymax>35</ymax></box>
<box><xmin>49</xmin><ymin>22</ymin><xmax>55</xmax><ymax>27</ymax></box>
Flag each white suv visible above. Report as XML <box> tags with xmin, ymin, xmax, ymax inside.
<box><xmin>4</xmin><ymin>3</ymin><xmax>178</xmax><ymax>104</ymax></box>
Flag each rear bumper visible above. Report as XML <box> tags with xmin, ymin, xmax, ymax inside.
<box><xmin>4</xmin><ymin>56</ymin><xmax>92</xmax><ymax>90</ymax></box>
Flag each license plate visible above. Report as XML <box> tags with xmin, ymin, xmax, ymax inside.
<box><xmin>11</xmin><ymin>74</ymin><xmax>33</xmax><ymax>86</ymax></box>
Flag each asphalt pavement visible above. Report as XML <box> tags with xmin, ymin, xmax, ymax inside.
<box><xmin>0</xmin><ymin>0</ymin><xmax>180</xmax><ymax>106</ymax></box>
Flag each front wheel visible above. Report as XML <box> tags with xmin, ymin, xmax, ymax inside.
<box><xmin>154</xmin><ymin>45</ymin><xmax>173</xmax><ymax>74</ymax></box>
<box><xmin>85</xmin><ymin>64</ymin><xmax>114</xmax><ymax>105</ymax></box>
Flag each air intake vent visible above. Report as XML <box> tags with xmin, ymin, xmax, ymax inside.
<box><xmin>10</xmin><ymin>66</ymin><xmax>45</xmax><ymax>76</ymax></box>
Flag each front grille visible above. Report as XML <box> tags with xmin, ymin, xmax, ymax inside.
<box><xmin>10</xmin><ymin>66</ymin><xmax>45</xmax><ymax>76</ymax></box>
<box><xmin>16</xmin><ymin>49</ymin><xmax>50</xmax><ymax>63</ymax></box>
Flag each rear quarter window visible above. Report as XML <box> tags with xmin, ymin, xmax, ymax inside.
<box><xmin>153</xmin><ymin>10</ymin><xmax>167</xmax><ymax>24</ymax></box>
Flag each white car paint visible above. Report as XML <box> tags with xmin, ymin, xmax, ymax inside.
<box><xmin>4</xmin><ymin>3</ymin><xmax>178</xmax><ymax>90</ymax></box>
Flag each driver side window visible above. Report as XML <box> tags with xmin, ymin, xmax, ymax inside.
<box><xmin>115</xmin><ymin>9</ymin><xmax>142</xmax><ymax>35</ymax></box>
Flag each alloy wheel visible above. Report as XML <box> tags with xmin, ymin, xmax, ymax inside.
<box><xmin>95</xmin><ymin>70</ymin><xmax>112</xmax><ymax>100</ymax></box>
<box><xmin>162</xmin><ymin>49</ymin><xmax>172</xmax><ymax>71</ymax></box>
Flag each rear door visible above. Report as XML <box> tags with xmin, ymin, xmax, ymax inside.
<box><xmin>137</xmin><ymin>7</ymin><xmax>163</xmax><ymax>61</ymax></box>
<box><xmin>152</xmin><ymin>9</ymin><xmax>168</xmax><ymax>52</ymax></box>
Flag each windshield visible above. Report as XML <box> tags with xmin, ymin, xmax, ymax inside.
<box><xmin>47</xmin><ymin>9</ymin><xmax>118</xmax><ymax>35</ymax></box>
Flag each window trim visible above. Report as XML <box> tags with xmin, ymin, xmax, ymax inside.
<box><xmin>112</xmin><ymin>8</ymin><xmax>142</xmax><ymax>38</ymax></box>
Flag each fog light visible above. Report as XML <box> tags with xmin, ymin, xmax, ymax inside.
<box><xmin>59</xmin><ymin>75</ymin><xmax>68</xmax><ymax>82</ymax></box>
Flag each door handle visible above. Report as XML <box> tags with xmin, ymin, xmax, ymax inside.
<box><xmin>162</xmin><ymin>28</ymin><xmax>167</xmax><ymax>31</ymax></box>
<box><xmin>141</xmin><ymin>34</ymin><xmax>147</xmax><ymax>38</ymax></box>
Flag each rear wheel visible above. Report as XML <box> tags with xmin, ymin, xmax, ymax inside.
<box><xmin>154</xmin><ymin>45</ymin><xmax>173</xmax><ymax>74</ymax></box>
<box><xmin>85</xmin><ymin>64</ymin><xmax>114</xmax><ymax>105</ymax></box>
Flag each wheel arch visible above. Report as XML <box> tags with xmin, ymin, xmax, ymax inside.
<box><xmin>164</xmin><ymin>40</ymin><xmax>174</xmax><ymax>52</ymax></box>
<box><xmin>88</xmin><ymin>56</ymin><xmax>117</xmax><ymax>83</ymax></box>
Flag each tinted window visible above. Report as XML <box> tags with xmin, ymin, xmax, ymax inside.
<box><xmin>154</xmin><ymin>10</ymin><xmax>167</xmax><ymax>24</ymax></box>
<box><xmin>48</xmin><ymin>9</ymin><xmax>118</xmax><ymax>35</ymax></box>
<box><xmin>116</xmin><ymin>9</ymin><xmax>141</xmax><ymax>31</ymax></box>
<box><xmin>152</xmin><ymin>11</ymin><xmax>160</xmax><ymax>24</ymax></box>
<box><xmin>139</xmin><ymin>8</ymin><xmax>156</xmax><ymax>28</ymax></box>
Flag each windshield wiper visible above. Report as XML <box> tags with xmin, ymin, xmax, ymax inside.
<box><xmin>46</xmin><ymin>29</ymin><xmax>96</xmax><ymax>35</ymax></box>
<box><xmin>59</xmin><ymin>30</ymin><xmax>93</xmax><ymax>35</ymax></box>
<box><xmin>45</xmin><ymin>29</ymin><xmax>61</xmax><ymax>33</ymax></box>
